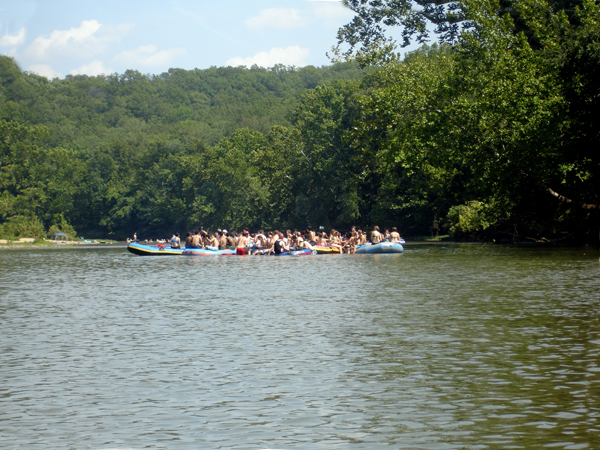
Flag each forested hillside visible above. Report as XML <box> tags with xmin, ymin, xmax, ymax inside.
<box><xmin>1</xmin><ymin>0</ymin><xmax>599</xmax><ymax>245</ymax></box>
<box><xmin>1</xmin><ymin>60</ymin><xmax>363</xmax><ymax>148</ymax></box>
<box><xmin>0</xmin><ymin>59</ymin><xmax>368</xmax><ymax>239</ymax></box>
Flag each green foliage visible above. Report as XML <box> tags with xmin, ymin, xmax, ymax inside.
<box><xmin>292</xmin><ymin>80</ymin><xmax>366</xmax><ymax>227</ymax></box>
<box><xmin>47</xmin><ymin>214</ymin><xmax>77</xmax><ymax>240</ymax></box>
<box><xmin>0</xmin><ymin>215</ymin><xmax>46</xmax><ymax>239</ymax></box>
<box><xmin>0</xmin><ymin>120</ymin><xmax>85</xmax><ymax>231</ymax></box>
<box><xmin>1</xmin><ymin>57</ymin><xmax>364</xmax><ymax>149</ymax></box>
<box><xmin>338</xmin><ymin>0</ymin><xmax>599</xmax><ymax>242</ymax></box>
<box><xmin>1</xmin><ymin>2</ymin><xmax>598</xmax><ymax>244</ymax></box>
<box><xmin>445</xmin><ymin>201</ymin><xmax>504</xmax><ymax>239</ymax></box>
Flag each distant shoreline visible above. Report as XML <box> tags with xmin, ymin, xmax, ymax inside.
<box><xmin>0</xmin><ymin>239</ymin><xmax>121</xmax><ymax>249</ymax></box>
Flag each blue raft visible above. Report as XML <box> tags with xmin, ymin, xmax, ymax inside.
<box><xmin>356</xmin><ymin>242</ymin><xmax>404</xmax><ymax>254</ymax></box>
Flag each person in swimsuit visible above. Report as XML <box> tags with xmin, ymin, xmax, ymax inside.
<box><xmin>189</xmin><ymin>230</ymin><xmax>202</xmax><ymax>248</ymax></box>
<box><xmin>206</xmin><ymin>232</ymin><xmax>219</xmax><ymax>250</ymax></box>
<box><xmin>358</xmin><ymin>230</ymin><xmax>367</xmax><ymax>246</ymax></box>
<box><xmin>171</xmin><ymin>233</ymin><xmax>181</xmax><ymax>249</ymax></box>
<box><xmin>219</xmin><ymin>231</ymin><xmax>228</xmax><ymax>250</ymax></box>
<box><xmin>329</xmin><ymin>229</ymin><xmax>343</xmax><ymax>254</ymax></box>
<box><xmin>236</xmin><ymin>230</ymin><xmax>249</xmax><ymax>255</ymax></box>
<box><xmin>260</xmin><ymin>231</ymin><xmax>275</xmax><ymax>255</ymax></box>
<box><xmin>227</xmin><ymin>232</ymin><xmax>236</xmax><ymax>249</ymax></box>
<box><xmin>315</xmin><ymin>232</ymin><xmax>326</xmax><ymax>246</ymax></box>
<box><xmin>371</xmin><ymin>226</ymin><xmax>382</xmax><ymax>244</ymax></box>
<box><xmin>306</xmin><ymin>227</ymin><xmax>316</xmax><ymax>245</ymax></box>
<box><xmin>343</xmin><ymin>231</ymin><xmax>358</xmax><ymax>254</ymax></box>
<box><xmin>295</xmin><ymin>233</ymin><xmax>314</xmax><ymax>251</ymax></box>
<box><xmin>273</xmin><ymin>234</ymin><xmax>289</xmax><ymax>255</ymax></box>
<box><xmin>251</xmin><ymin>231</ymin><xmax>267</xmax><ymax>255</ymax></box>
<box><xmin>389</xmin><ymin>227</ymin><xmax>402</xmax><ymax>243</ymax></box>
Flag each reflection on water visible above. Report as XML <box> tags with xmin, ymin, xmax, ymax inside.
<box><xmin>0</xmin><ymin>245</ymin><xmax>599</xmax><ymax>449</ymax></box>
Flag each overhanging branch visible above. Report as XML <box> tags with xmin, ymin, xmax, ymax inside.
<box><xmin>545</xmin><ymin>186</ymin><xmax>598</xmax><ymax>210</ymax></box>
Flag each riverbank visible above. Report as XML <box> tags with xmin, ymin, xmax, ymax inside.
<box><xmin>0</xmin><ymin>238</ymin><xmax>118</xmax><ymax>249</ymax></box>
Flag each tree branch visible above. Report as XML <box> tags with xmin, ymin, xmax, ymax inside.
<box><xmin>544</xmin><ymin>185</ymin><xmax>598</xmax><ymax>210</ymax></box>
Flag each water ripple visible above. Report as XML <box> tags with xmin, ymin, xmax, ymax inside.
<box><xmin>1</xmin><ymin>245</ymin><xmax>598</xmax><ymax>449</ymax></box>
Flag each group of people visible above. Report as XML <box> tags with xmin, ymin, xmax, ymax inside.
<box><xmin>165</xmin><ymin>226</ymin><xmax>402</xmax><ymax>255</ymax></box>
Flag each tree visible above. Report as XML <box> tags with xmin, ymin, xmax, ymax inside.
<box><xmin>291</xmin><ymin>80</ymin><xmax>366</xmax><ymax>228</ymax></box>
<box><xmin>337</xmin><ymin>0</ymin><xmax>599</xmax><ymax>241</ymax></box>
<box><xmin>0</xmin><ymin>120</ymin><xmax>84</xmax><ymax>236</ymax></box>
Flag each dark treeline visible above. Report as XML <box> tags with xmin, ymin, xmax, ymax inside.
<box><xmin>1</xmin><ymin>0</ymin><xmax>599</xmax><ymax>244</ymax></box>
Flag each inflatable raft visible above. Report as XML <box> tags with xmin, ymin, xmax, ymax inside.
<box><xmin>276</xmin><ymin>249</ymin><xmax>315</xmax><ymax>256</ymax></box>
<box><xmin>127</xmin><ymin>242</ymin><xmax>183</xmax><ymax>256</ymax></box>
<box><xmin>182</xmin><ymin>248</ymin><xmax>236</xmax><ymax>256</ymax></box>
<box><xmin>314</xmin><ymin>245</ymin><xmax>341</xmax><ymax>254</ymax></box>
<box><xmin>356</xmin><ymin>242</ymin><xmax>404</xmax><ymax>254</ymax></box>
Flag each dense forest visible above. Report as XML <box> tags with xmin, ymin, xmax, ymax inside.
<box><xmin>1</xmin><ymin>0</ymin><xmax>599</xmax><ymax>245</ymax></box>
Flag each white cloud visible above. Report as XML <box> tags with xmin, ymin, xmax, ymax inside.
<box><xmin>0</xmin><ymin>28</ymin><xmax>26</xmax><ymax>46</ymax></box>
<box><xmin>245</xmin><ymin>8</ymin><xmax>304</xmax><ymax>31</ymax></box>
<box><xmin>24</xmin><ymin>20</ymin><xmax>131</xmax><ymax>60</ymax></box>
<box><xmin>226</xmin><ymin>46</ymin><xmax>310</xmax><ymax>68</ymax></box>
<box><xmin>69</xmin><ymin>60</ymin><xmax>112</xmax><ymax>76</ymax></box>
<box><xmin>312</xmin><ymin>1</ymin><xmax>355</xmax><ymax>22</ymax></box>
<box><xmin>113</xmin><ymin>45</ymin><xmax>187</xmax><ymax>68</ymax></box>
<box><xmin>26</xmin><ymin>64</ymin><xmax>62</xmax><ymax>79</ymax></box>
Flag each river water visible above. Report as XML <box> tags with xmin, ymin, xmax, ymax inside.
<box><xmin>1</xmin><ymin>244</ymin><xmax>599</xmax><ymax>450</ymax></box>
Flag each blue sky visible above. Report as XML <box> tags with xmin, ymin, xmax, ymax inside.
<box><xmin>0</xmin><ymin>0</ymin><xmax>362</xmax><ymax>78</ymax></box>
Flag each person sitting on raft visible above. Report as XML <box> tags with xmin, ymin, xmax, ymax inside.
<box><xmin>343</xmin><ymin>231</ymin><xmax>358</xmax><ymax>254</ymax></box>
<box><xmin>370</xmin><ymin>226</ymin><xmax>383</xmax><ymax>244</ymax></box>
<box><xmin>188</xmin><ymin>230</ymin><xmax>202</xmax><ymax>248</ymax></box>
<box><xmin>291</xmin><ymin>232</ymin><xmax>314</xmax><ymax>251</ymax></box>
<box><xmin>327</xmin><ymin>229</ymin><xmax>344</xmax><ymax>254</ymax></box>
<box><xmin>358</xmin><ymin>230</ymin><xmax>367</xmax><ymax>246</ymax></box>
<box><xmin>250</xmin><ymin>230</ymin><xmax>268</xmax><ymax>255</ymax></box>
<box><xmin>315</xmin><ymin>232</ymin><xmax>326</xmax><ymax>246</ymax></box>
<box><xmin>171</xmin><ymin>233</ymin><xmax>181</xmax><ymax>249</ymax></box>
<box><xmin>261</xmin><ymin>231</ymin><xmax>277</xmax><ymax>255</ymax></box>
<box><xmin>273</xmin><ymin>233</ymin><xmax>289</xmax><ymax>255</ymax></box>
<box><xmin>226</xmin><ymin>232</ymin><xmax>237</xmax><ymax>249</ymax></box>
<box><xmin>205</xmin><ymin>232</ymin><xmax>219</xmax><ymax>250</ymax></box>
<box><xmin>389</xmin><ymin>227</ymin><xmax>402</xmax><ymax>243</ymax></box>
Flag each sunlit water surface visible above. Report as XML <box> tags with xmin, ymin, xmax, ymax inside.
<box><xmin>1</xmin><ymin>244</ymin><xmax>599</xmax><ymax>450</ymax></box>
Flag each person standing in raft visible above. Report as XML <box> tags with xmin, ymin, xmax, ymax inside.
<box><xmin>306</xmin><ymin>227</ymin><xmax>316</xmax><ymax>245</ymax></box>
<box><xmin>236</xmin><ymin>230</ymin><xmax>249</xmax><ymax>255</ymax></box>
<box><xmin>171</xmin><ymin>233</ymin><xmax>181</xmax><ymax>249</ymax></box>
<box><xmin>219</xmin><ymin>230</ymin><xmax>228</xmax><ymax>250</ymax></box>
<box><xmin>133</xmin><ymin>232</ymin><xmax>138</xmax><ymax>242</ymax></box>
<box><xmin>370</xmin><ymin>226</ymin><xmax>383</xmax><ymax>244</ymax></box>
